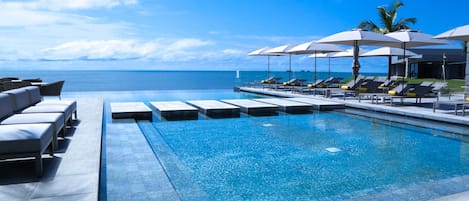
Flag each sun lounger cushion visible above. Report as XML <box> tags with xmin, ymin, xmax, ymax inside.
<box><xmin>0</xmin><ymin>124</ymin><xmax>53</xmax><ymax>154</ymax></box>
<box><xmin>0</xmin><ymin>94</ymin><xmax>14</xmax><ymax>120</ymax></box>
<box><xmin>23</xmin><ymin>86</ymin><xmax>42</xmax><ymax>104</ymax></box>
<box><xmin>1</xmin><ymin>113</ymin><xmax>65</xmax><ymax>135</ymax></box>
<box><xmin>22</xmin><ymin>105</ymin><xmax>72</xmax><ymax>122</ymax></box>
<box><xmin>2</xmin><ymin>88</ymin><xmax>31</xmax><ymax>112</ymax></box>
<box><xmin>23</xmin><ymin>86</ymin><xmax>77</xmax><ymax>119</ymax></box>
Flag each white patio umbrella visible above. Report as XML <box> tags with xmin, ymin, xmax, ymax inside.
<box><xmin>386</xmin><ymin>30</ymin><xmax>448</xmax><ymax>78</ymax></box>
<box><xmin>434</xmin><ymin>24</ymin><xmax>469</xmax><ymax>41</ymax></box>
<box><xmin>248</xmin><ymin>47</ymin><xmax>285</xmax><ymax>80</ymax></box>
<box><xmin>329</xmin><ymin>48</ymin><xmax>369</xmax><ymax>58</ymax></box>
<box><xmin>265</xmin><ymin>44</ymin><xmax>295</xmax><ymax>80</ymax></box>
<box><xmin>309</xmin><ymin>53</ymin><xmax>334</xmax><ymax>78</ymax></box>
<box><xmin>361</xmin><ymin>47</ymin><xmax>418</xmax><ymax>79</ymax></box>
<box><xmin>434</xmin><ymin>24</ymin><xmax>469</xmax><ymax>86</ymax></box>
<box><xmin>287</xmin><ymin>41</ymin><xmax>343</xmax><ymax>83</ymax></box>
<box><xmin>317</xmin><ymin>29</ymin><xmax>401</xmax><ymax>81</ymax></box>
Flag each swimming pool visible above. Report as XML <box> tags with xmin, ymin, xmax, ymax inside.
<box><xmin>100</xmin><ymin>90</ymin><xmax>469</xmax><ymax>200</ymax></box>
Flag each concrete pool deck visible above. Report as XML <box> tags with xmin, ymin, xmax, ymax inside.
<box><xmin>0</xmin><ymin>98</ymin><xmax>103</xmax><ymax>201</ymax></box>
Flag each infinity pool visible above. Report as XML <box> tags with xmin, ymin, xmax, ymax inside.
<box><xmin>100</xmin><ymin>90</ymin><xmax>469</xmax><ymax>200</ymax></box>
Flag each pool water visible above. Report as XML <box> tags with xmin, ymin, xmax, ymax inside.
<box><xmin>100</xmin><ymin>89</ymin><xmax>469</xmax><ymax>200</ymax></box>
<box><xmin>142</xmin><ymin>112</ymin><xmax>469</xmax><ymax>200</ymax></box>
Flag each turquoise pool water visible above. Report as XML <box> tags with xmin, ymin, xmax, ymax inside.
<box><xmin>100</xmin><ymin>89</ymin><xmax>469</xmax><ymax>200</ymax></box>
<box><xmin>144</xmin><ymin>113</ymin><xmax>469</xmax><ymax>200</ymax></box>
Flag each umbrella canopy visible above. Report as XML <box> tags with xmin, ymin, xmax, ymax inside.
<box><xmin>361</xmin><ymin>47</ymin><xmax>418</xmax><ymax>79</ymax></box>
<box><xmin>287</xmin><ymin>41</ymin><xmax>344</xmax><ymax>82</ymax></box>
<box><xmin>248</xmin><ymin>47</ymin><xmax>271</xmax><ymax>56</ymax></box>
<box><xmin>317</xmin><ymin>29</ymin><xmax>401</xmax><ymax>80</ymax></box>
<box><xmin>434</xmin><ymin>24</ymin><xmax>469</xmax><ymax>87</ymax></box>
<box><xmin>361</xmin><ymin>47</ymin><xmax>418</xmax><ymax>57</ymax></box>
<box><xmin>265</xmin><ymin>44</ymin><xmax>295</xmax><ymax>80</ymax></box>
<box><xmin>434</xmin><ymin>24</ymin><xmax>469</xmax><ymax>41</ymax></box>
<box><xmin>386</xmin><ymin>30</ymin><xmax>448</xmax><ymax>78</ymax></box>
<box><xmin>248</xmin><ymin>47</ymin><xmax>285</xmax><ymax>81</ymax></box>
<box><xmin>329</xmin><ymin>48</ymin><xmax>369</xmax><ymax>58</ymax></box>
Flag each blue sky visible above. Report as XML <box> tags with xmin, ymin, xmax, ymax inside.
<box><xmin>0</xmin><ymin>0</ymin><xmax>467</xmax><ymax>72</ymax></box>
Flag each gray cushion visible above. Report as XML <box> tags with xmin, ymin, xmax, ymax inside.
<box><xmin>0</xmin><ymin>94</ymin><xmax>14</xmax><ymax>120</ymax></box>
<box><xmin>23</xmin><ymin>86</ymin><xmax>42</xmax><ymax>104</ymax></box>
<box><xmin>0</xmin><ymin>124</ymin><xmax>53</xmax><ymax>153</ymax></box>
<box><xmin>1</xmin><ymin>113</ymin><xmax>65</xmax><ymax>135</ymax></box>
<box><xmin>2</xmin><ymin>88</ymin><xmax>31</xmax><ymax>112</ymax></box>
<box><xmin>37</xmin><ymin>100</ymin><xmax>77</xmax><ymax>114</ymax></box>
<box><xmin>22</xmin><ymin>105</ymin><xmax>72</xmax><ymax>121</ymax></box>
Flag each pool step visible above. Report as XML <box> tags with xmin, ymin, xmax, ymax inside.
<box><xmin>186</xmin><ymin>100</ymin><xmax>240</xmax><ymax>118</ymax></box>
<box><xmin>253</xmin><ymin>98</ymin><xmax>314</xmax><ymax>114</ymax></box>
<box><xmin>110</xmin><ymin>102</ymin><xmax>153</xmax><ymax>121</ymax></box>
<box><xmin>150</xmin><ymin>101</ymin><xmax>198</xmax><ymax>120</ymax></box>
<box><xmin>221</xmin><ymin>99</ymin><xmax>278</xmax><ymax>116</ymax></box>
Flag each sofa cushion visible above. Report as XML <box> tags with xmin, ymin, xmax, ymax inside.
<box><xmin>1</xmin><ymin>113</ymin><xmax>65</xmax><ymax>135</ymax></box>
<box><xmin>22</xmin><ymin>105</ymin><xmax>72</xmax><ymax>121</ymax></box>
<box><xmin>23</xmin><ymin>86</ymin><xmax>42</xmax><ymax>105</ymax></box>
<box><xmin>0</xmin><ymin>94</ymin><xmax>14</xmax><ymax>120</ymax></box>
<box><xmin>2</xmin><ymin>88</ymin><xmax>31</xmax><ymax>112</ymax></box>
<box><xmin>0</xmin><ymin>124</ymin><xmax>53</xmax><ymax>154</ymax></box>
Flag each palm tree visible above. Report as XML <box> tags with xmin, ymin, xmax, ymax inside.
<box><xmin>357</xmin><ymin>1</ymin><xmax>416</xmax><ymax>33</ymax></box>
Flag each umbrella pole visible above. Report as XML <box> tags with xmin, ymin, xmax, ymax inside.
<box><xmin>352</xmin><ymin>41</ymin><xmax>360</xmax><ymax>83</ymax></box>
<box><xmin>267</xmin><ymin>56</ymin><xmax>270</xmax><ymax>80</ymax></box>
<box><xmin>328</xmin><ymin>57</ymin><xmax>331</xmax><ymax>78</ymax></box>
<box><xmin>402</xmin><ymin>43</ymin><xmax>407</xmax><ymax>82</ymax></box>
<box><xmin>289</xmin><ymin>54</ymin><xmax>292</xmax><ymax>80</ymax></box>
<box><xmin>388</xmin><ymin>55</ymin><xmax>392</xmax><ymax>80</ymax></box>
<box><xmin>314</xmin><ymin>52</ymin><xmax>317</xmax><ymax>83</ymax></box>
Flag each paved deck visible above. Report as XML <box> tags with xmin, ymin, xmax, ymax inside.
<box><xmin>150</xmin><ymin>101</ymin><xmax>198</xmax><ymax>120</ymax></box>
<box><xmin>110</xmin><ymin>102</ymin><xmax>152</xmax><ymax>120</ymax></box>
<box><xmin>241</xmin><ymin>87</ymin><xmax>469</xmax><ymax>128</ymax></box>
<box><xmin>0</xmin><ymin>98</ymin><xmax>103</xmax><ymax>201</ymax></box>
<box><xmin>221</xmin><ymin>99</ymin><xmax>278</xmax><ymax>115</ymax></box>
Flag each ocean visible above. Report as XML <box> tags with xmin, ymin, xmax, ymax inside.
<box><xmin>1</xmin><ymin>70</ymin><xmax>386</xmax><ymax>92</ymax></box>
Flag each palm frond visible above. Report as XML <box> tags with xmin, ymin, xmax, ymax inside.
<box><xmin>357</xmin><ymin>21</ymin><xmax>381</xmax><ymax>32</ymax></box>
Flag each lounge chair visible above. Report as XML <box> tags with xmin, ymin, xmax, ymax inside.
<box><xmin>283</xmin><ymin>78</ymin><xmax>306</xmax><ymax>86</ymax></box>
<box><xmin>261</xmin><ymin>77</ymin><xmax>281</xmax><ymax>84</ymax></box>
<box><xmin>24</xmin><ymin>86</ymin><xmax>77</xmax><ymax>122</ymax></box>
<box><xmin>0</xmin><ymin>123</ymin><xmax>54</xmax><ymax>176</ymax></box>
<box><xmin>3</xmin><ymin>87</ymin><xmax>75</xmax><ymax>127</ymax></box>
<box><xmin>320</xmin><ymin>77</ymin><xmax>343</xmax><ymax>88</ymax></box>
<box><xmin>0</xmin><ymin>93</ymin><xmax>65</xmax><ymax>148</ymax></box>
<box><xmin>357</xmin><ymin>77</ymin><xmax>386</xmax><ymax>93</ymax></box>
<box><xmin>307</xmin><ymin>79</ymin><xmax>324</xmax><ymax>88</ymax></box>
<box><xmin>388</xmin><ymin>82</ymin><xmax>437</xmax><ymax>105</ymax></box>
<box><xmin>340</xmin><ymin>75</ymin><xmax>366</xmax><ymax>90</ymax></box>
<box><xmin>39</xmin><ymin>80</ymin><xmax>65</xmax><ymax>99</ymax></box>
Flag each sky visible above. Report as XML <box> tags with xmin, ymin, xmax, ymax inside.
<box><xmin>0</xmin><ymin>0</ymin><xmax>468</xmax><ymax>72</ymax></box>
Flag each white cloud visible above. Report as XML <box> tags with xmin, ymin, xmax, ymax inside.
<box><xmin>41</xmin><ymin>39</ymin><xmax>154</xmax><ymax>60</ymax></box>
<box><xmin>222</xmin><ymin>49</ymin><xmax>244</xmax><ymax>55</ymax></box>
<box><xmin>39</xmin><ymin>38</ymin><xmax>217</xmax><ymax>61</ymax></box>
<box><xmin>0</xmin><ymin>0</ymin><xmax>137</xmax><ymax>11</ymax></box>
